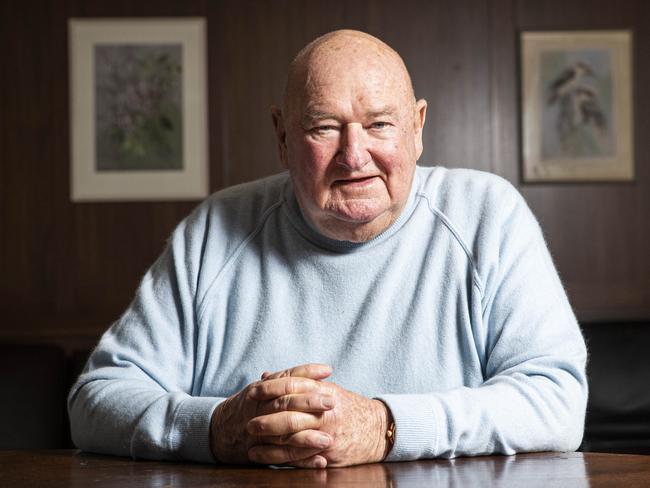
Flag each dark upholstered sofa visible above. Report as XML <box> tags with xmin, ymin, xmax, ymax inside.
<box><xmin>0</xmin><ymin>344</ymin><xmax>88</xmax><ymax>449</ymax></box>
<box><xmin>1</xmin><ymin>322</ymin><xmax>649</xmax><ymax>453</ymax></box>
<box><xmin>579</xmin><ymin>322</ymin><xmax>650</xmax><ymax>454</ymax></box>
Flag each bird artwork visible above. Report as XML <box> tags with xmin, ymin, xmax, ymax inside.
<box><xmin>546</xmin><ymin>61</ymin><xmax>593</xmax><ymax>105</ymax></box>
<box><xmin>545</xmin><ymin>60</ymin><xmax>610</xmax><ymax>157</ymax></box>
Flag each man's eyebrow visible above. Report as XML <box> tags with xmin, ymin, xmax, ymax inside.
<box><xmin>301</xmin><ymin>110</ymin><xmax>339</xmax><ymax>126</ymax></box>
<box><xmin>301</xmin><ymin>106</ymin><xmax>399</xmax><ymax>126</ymax></box>
<box><xmin>365</xmin><ymin>106</ymin><xmax>399</xmax><ymax>118</ymax></box>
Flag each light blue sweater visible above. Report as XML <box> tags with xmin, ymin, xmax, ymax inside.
<box><xmin>68</xmin><ymin>166</ymin><xmax>588</xmax><ymax>463</ymax></box>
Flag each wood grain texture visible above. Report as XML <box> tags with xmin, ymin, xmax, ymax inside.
<box><xmin>1</xmin><ymin>450</ymin><xmax>650</xmax><ymax>487</ymax></box>
<box><xmin>1</xmin><ymin>0</ymin><xmax>648</xmax><ymax>347</ymax></box>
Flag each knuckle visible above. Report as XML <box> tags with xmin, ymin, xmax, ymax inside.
<box><xmin>259</xmin><ymin>384</ymin><xmax>272</xmax><ymax>398</ymax></box>
<box><xmin>283</xmin><ymin>395</ymin><xmax>293</xmax><ymax>410</ymax></box>
<box><xmin>251</xmin><ymin>419</ymin><xmax>267</xmax><ymax>434</ymax></box>
<box><xmin>286</xmin><ymin>413</ymin><xmax>299</xmax><ymax>432</ymax></box>
<box><xmin>307</xmin><ymin>396</ymin><xmax>319</xmax><ymax>410</ymax></box>
<box><xmin>246</xmin><ymin>384</ymin><xmax>260</xmax><ymax>399</ymax></box>
<box><xmin>272</xmin><ymin>397</ymin><xmax>283</xmax><ymax>411</ymax></box>
<box><xmin>285</xmin><ymin>377</ymin><xmax>296</xmax><ymax>394</ymax></box>
<box><xmin>273</xmin><ymin>396</ymin><xmax>289</xmax><ymax>411</ymax></box>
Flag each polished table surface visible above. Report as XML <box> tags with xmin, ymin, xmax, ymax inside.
<box><xmin>1</xmin><ymin>450</ymin><xmax>649</xmax><ymax>487</ymax></box>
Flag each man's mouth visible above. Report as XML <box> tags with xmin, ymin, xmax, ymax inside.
<box><xmin>333</xmin><ymin>176</ymin><xmax>378</xmax><ymax>187</ymax></box>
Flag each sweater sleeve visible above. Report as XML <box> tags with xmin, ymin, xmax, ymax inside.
<box><xmin>67</xmin><ymin>205</ymin><xmax>225</xmax><ymax>463</ymax></box>
<box><xmin>377</xmin><ymin>186</ymin><xmax>588</xmax><ymax>461</ymax></box>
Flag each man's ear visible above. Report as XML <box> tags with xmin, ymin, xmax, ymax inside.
<box><xmin>271</xmin><ymin>105</ymin><xmax>288</xmax><ymax>168</ymax></box>
<box><xmin>413</xmin><ymin>98</ymin><xmax>427</xmax><ymax>160</ymax></box>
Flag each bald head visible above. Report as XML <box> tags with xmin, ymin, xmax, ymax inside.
<box><xmin>282</xmin><ymin>30</ymin><xmax>416</xmax><ymax>118</ymax></box>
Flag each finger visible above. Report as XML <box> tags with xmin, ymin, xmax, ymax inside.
<box><xmin>257</xmin><ymin>393</ymin><xmax>336</xmax><ymax>415</ymax></box>
<box><xmin>287</xmin><ymin>454</ymin><xmax>328</xmax><ymax>469</ymax></box>
<box><xmin>248</xmin><ymin>445</ymin><xmax>325</xmax><ymax>466</ymax></box>
<box><xmin>262</xmin><ymin>363</ymin><xmax>333</xmax><ymax>382</ymax></box>
<box><xmin>260</xmin><ymin>429</ymin><xmax>332</xmax><ymax>449</ymax></box>
<box><xmin>247</xmin><ymin>411</ymin><xmax>321</xmax><ymax>436</ymax></box>
<box><xmin>248</xmin><ymin>377</ymin><xmax>323</xmax><ymax>401</ymax></box>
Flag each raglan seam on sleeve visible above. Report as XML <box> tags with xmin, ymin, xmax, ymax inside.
<box><xmin>192</xmin><ymin>205</ymin><xmax>213</xmax><ymax>309</ymax></box>
<box><xmin>195</xmin><ymin>197</ymin><xmax>285</xmax><ymax>324</ymax></box>
<box><xmin>479</xmin><ymin>187</ymin><xmax>520</xmax><ymax>319</ymax></box>
<box><xmin>417</xmin><ymin>192</ymin><xmax>485</xmax><ymax>295</ymax></box>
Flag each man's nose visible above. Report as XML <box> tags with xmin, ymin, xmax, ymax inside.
<box><xmin>335</xmin><ymin>123</ymin><xmax>370</xmax><ymax>170</ymax></box>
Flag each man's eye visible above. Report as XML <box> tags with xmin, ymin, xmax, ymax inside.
<box><xmin>312</xmin><ymin>125</ymin><xmax>338</xmax><ymax>134</ymax></box>
<box><xmin>370</xmin><ymin>121</ymin><xmax>390</xmax><ymax>129</ymax></box>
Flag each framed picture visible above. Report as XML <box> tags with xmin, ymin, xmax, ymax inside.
<box><xmin>69</xmin><ymin>18</ymin><xmax>208</xmax><ymax>201</ymax></box>
<box><xmin>521</xmin><ymin>30</ymin><xmax>634</xmax><ymax>182</ymax></box>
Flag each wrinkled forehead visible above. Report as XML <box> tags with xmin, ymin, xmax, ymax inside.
<box><xmin>310</xmin><ymin>61</ymin><xmax>402</xmax><ymax>100</ymax></box>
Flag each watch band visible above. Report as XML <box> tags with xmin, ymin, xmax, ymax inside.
<box><xmin>384</xmin><ymin>418</ymin><xmax>396</xmax><ymax>460</ymax></box>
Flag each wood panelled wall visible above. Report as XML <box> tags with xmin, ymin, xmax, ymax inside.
<box><xmin>1</xmin><ymin>0</ymin><xmax>648</xmax><ymax>346</ymax></box>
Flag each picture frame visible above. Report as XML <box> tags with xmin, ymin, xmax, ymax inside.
<box><xmin>69</xmin><ymin>18</ymin><xmax>208</xmax><ymax>201</ymax></box>
<box><xmin>520</xmin><ymin>30</ymin><xmax>634</xmax><ymax>182</ymax></box>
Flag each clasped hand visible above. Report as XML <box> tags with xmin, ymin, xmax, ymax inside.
<box><xmin>209</xmin><ymin>363</ymin><xmax>389</xmax><ymax>468</ymax></box>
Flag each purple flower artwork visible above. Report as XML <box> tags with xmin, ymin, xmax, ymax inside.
<box><xmin>94</xmin><ymin>44</ymin><xmax>183</xmax><ymax>171</ymax></box>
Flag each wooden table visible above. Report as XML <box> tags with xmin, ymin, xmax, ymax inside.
<box><xmin>1</xmin><ymin>450</ymin><xmax>649</xmax><ymax>487</ymax></box>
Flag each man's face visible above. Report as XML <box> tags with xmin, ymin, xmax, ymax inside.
<box><xmin>274</xmin><ymin>39</ymin><xmax>427</xmax><ymax>242</ymax></box>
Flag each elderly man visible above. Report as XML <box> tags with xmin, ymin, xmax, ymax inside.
<box><xmin>69</xmin><ymin>30</ymin><xmax>587</xmax><ymax>468</ymax></box>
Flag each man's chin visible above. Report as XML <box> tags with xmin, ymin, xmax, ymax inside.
<box><xmin>318</xmin><ymin>205</ymin><xmax>397</xmax><ymax>242</ymax></box>
<box><xmin>328</xmin><ymin>204</ymin><xmax>387</xmax><ymax>225</ymax></box>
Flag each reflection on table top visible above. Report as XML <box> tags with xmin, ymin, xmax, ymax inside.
<box><xmin>1</xmin><ymin>450</ymin><xmax>649</xmax><ymax>487</ymax></box>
